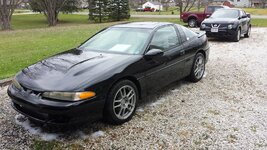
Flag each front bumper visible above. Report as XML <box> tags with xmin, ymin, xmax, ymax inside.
<box><xmin>200</xmin><ymin>28</ymin><xmax>237</xmax><ymax>38</ymax></box>
<box><xmin>7</xmin><ymin>85</ymin><xmax>105</xmax><ymax>125</ymax></box>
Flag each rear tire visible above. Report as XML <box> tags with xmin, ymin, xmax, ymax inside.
<box><xmin>104</xmin><ymin>80</ymin><xmax>138</xmax><ymax>125</ymax></box>
<box><xmin>188</xmin><ymin>18</ymin><xmax>197</xmax><ymax>28</ymax></box>
<box><xmin>244</xmin><ymin>25</ymin><xmax>251</xmax><ymax>38</ymax></box>
<box><xmin>188</xmin><ymin>53</ymin><xmax>205</xmax><ymax>83</ymax></box>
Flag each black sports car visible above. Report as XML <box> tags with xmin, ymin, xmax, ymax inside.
<box><xmin>200</xmin><ymin>8</ymin><xmax>251</xmax><ymax>42</ymax></box>
<box><xmin>8</xmin><ymin>22</ymin><xmax>209</xmax><ymax>125</ymax></box>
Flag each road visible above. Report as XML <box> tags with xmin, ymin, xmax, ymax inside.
<box><xmin>13</xmin><ymin>12</ymin><xmax>267</xmax><ymax>19</ymax></box>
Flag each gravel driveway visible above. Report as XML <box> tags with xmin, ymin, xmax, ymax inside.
<box><xmin>0</xmin><ymin>28</ymin><xmax>266</xmax><ymax>150</ymax></box>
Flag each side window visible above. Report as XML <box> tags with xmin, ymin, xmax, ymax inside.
<box><xmin>244</xmin><ymin>11</ymin><xmax>247</xmax><ymax>15</ymax></box>
<box><xmin>214</xmin><ymin>6</ymin><xmax>223</xmax><ymax>12</ymax></box>
<box><xmin>150</xmin><ymin>26</ymin><xmax>179</xmax><ymax>51</ymax></box>
<box><xmin>240</xmin><ymin>10</ymin><xmax>246</xmax><ymax>17</ymax></box>
<box><xmin>180</xmin><ymin>26</ymin><xmax>197</xmax><ymax>41</ymax></box>
<box><xmin>206</xmin><ymin>6</ymin><xmax>214</xmax><ymax>13</ymax></box>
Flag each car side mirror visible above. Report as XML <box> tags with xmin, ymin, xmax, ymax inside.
<box><xmin>239</xmin><ymin>15</ymin><xmax>247</xmax><ymax>19</ymax></box>
<box><xmin>241</xmin><ymin>15</ymin><xmax>247</xmax><ymax>18</ymax></box>
<box><xmin>144</xmin><ymin>49</ymin><xmax>163</xmax><ymax>59</ymax></box>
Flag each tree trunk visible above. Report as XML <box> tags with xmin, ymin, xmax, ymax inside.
<box><xmin>46</xmin><ymin>11</ymin><xmax>57</xmax><ymax>26</ymax></box>
<box><xmin>0</xmin><ymin>0</ymin><xmax>16</xmax><ymax>30</ymax></box>
<box><xmin>1</xmin><ymin>16</ymin><xmax>11</xmax><ymax>30</ymax></box>
<box><xmin>88</xmin><ymin>0</ymin><xmax>93</xmax><ymax>21</ymax></box>
<box><xmin>33</xmin><ymin>0</ymin><xmax>67</xmax><ymax>26</ymax></box>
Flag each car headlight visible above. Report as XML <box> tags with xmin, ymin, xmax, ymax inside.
<box><xmin>12</xmin><ymin>79</ymin><xmax>22</xmax><ymax>90</ymax></box>
<box><xmin>42</xmin><ymin>91</ymin><xmax>96</xmax><ymax>101</ymax></box>
<box><xmin>228</xmin><ymin>24</ymin><xmax>233</xmax><ymax>29</ymax></box>
<box><xmin>201</xmin><ymin>24</ymin><xmax>206</xmax><ymax>29</ymax></box>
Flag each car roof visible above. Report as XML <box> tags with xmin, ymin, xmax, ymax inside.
<box><xmin>217</xmin><ymin>8</ymin><xmax>242</xmax><ymax>11</ymax></box>
<box><xmin>208</xmin><ymin>5</ymin><xmax>229</xmax><ymax>8</ymax></box>
<box><xmin>112</xmin><ymin>22</ymin><xmax>174</xmax><ymax>29</ymax></box>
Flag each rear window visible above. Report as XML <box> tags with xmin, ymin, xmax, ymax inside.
<box><xmin>180</xmin><ymin>26</ymin><xmax>197</xmax><ymax>41</ymax></box>
<box><xmin>206</xmin><ymin>6</ymin><xmax>223</xmax><ymax>13</ymax></box>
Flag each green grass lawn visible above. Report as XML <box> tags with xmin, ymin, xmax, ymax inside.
<box><xmin>0</xmin><ymin>14</ymin><xmax>184</xmax><ymax>79</ymax></box>
<box><xmin>242</xmin><ymin>8</ymin><xmax>267</xmax><ymax>15</ymax></box>
<box><xmin>11</xmin><ymin>14</ymin><xmax>89</xmax><ymax>30</ymax></box>
<box><xmin>0</xmin><ymin>14</ymin><xmax>267</xmax><ymax>79</ymax></box>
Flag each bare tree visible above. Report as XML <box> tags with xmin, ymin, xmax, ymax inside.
<box><xmin>261</xmin><ymin>0</ymin><xmax>267</xmax><ymax>8</ymax></box>
<box><xmin>174</xmin><ymin>0</ymin><xmax>198</xmax><ymax>14</ymax></box>
<box><xmin>29</xmin><ymin>0</ymin><xmax>68</xmax><ymax>26</ymax></box>
<box><xmin>162</xmin><ymin>0</ymin><xmax>171</xmax><ymax>11</ymax></box>
<box><xmin>0</xmin><ymin>0</ymin><xmax>22</xmax><ymax>30</ymax></box>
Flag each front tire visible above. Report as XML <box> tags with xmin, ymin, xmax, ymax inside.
<box><xmin>188</xmin><ymin>53</ymin><xmax>205</xmax><ymax>83</ymax></box>
<box><xmin>104</xmin><ymin>80</ymin><xmax>138</xmax><ymax>125</ymax></box>
<box><xmin>233</xmin><ymin>28</ymin><xmax>241</xmax><ymax>42</ymax></box>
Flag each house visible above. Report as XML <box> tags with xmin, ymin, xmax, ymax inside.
<box><xmin>142</xmin><ymin>1</ymin><xmax>163</xmax><ymax>11</ymax></box>
<box><xmin>210</xmin><ymin>0</ymin><xmax>234</xmax><ymax>7</ymax></box>
<box><xmin>251</xmin><ymin>0</ymin><xmax>267</xmax><ymax>7</ymax></box>
<box><xmin>211</xmin><ymin>0</ymin><xmax>228</xmax><ymax>5</ymax></box>
<box><xmin>231</xmin><ymin>0</ymin><xmax>251</xmax><ymax>7</ymax></box>
<box><xmin>223</xmin><ymin>0</ymin><xmax>235</xmax><ymax>7</ymax></box>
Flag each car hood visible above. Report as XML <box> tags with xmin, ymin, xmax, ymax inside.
<box><xmin>16</xmin><ymin>49</ymin><xmax>141</xmax><ymax>91</ymax></box>
<box><xmin>203</xmin><ymin>18</ymin><xmax>237</xmax><ymax>24</ymax></box>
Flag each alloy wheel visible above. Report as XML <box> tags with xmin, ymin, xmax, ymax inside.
<box><xmin>237</xmin><ymin>29</ymin><xmax>241</xmax><ymax>41</ymax></box>
<box><xmin>247</xmin><ymin>27</ymin><xmax>251</xmax><ymax>36</ymax></box>
<box><xmin>194</xmin><ymin>55</ymin><xmax>205</xmax><ymax>79</ymax></box>
<box><xmin>188</xmin><ymin>19</ymin><xmax>196</xmax><ymax>28</ymax></box>
<box><xmin>113</xmin><ymin>85</ymin><xmax>136</xmax><ymax>120</ymax></box>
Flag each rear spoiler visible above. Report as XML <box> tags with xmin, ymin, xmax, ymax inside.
<box><xmin>247</xmin><ymin>13</ymin><xmax>251</xmax><ymax>18</ymax></box>
<box><xmin>196</xmin><ymin>31</ymin><xmax>206</xmax><ymax>38</ymax></box>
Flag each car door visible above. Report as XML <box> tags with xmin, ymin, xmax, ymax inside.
<box><xmin>178</xmin><ymin>25</ymin><xmax>200</xmax><ymax>77</ymax></box>
<box><xmin>239</xmin><ymin>10</ymin><xmax>248</xmax><ymax>33</ymax></box>
<box><xmin>144</xmin><ymin>25</ymin><xmax>185</xmax><ymax>92</ymax></box>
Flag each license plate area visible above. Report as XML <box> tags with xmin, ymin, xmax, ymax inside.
<box><xmin>211</xmin><ymin>27</ymin><xmax>218</xmax><ymax>32</ymax></box>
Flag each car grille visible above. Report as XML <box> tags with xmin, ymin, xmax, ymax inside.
<box><xmin>205</xmin><ymin>23</ymin><xmax>228</xmax><ymax>28</ymax></box>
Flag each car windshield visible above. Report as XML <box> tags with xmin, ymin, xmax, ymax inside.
<box><xmin>211</xmin><ymin>9</ymin><xmax>239</xmax><ymax>18</ymax></box>
<box><xmin>79</xmin><ymin>27</ymin><xmax>152</xmax><ymax>55</ymax></box>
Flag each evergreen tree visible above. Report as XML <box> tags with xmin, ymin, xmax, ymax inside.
<box><xmin>61</xmin><ymin>0</ymin><xmax>80</xmax><ymax>14</ymax></box>
<box><xmin>109</xmin><ymin>0</ymin><xmax>130</xmax><ymax>21</ymax></box>
<box><xmin>89</xmin><ymin>0</ymin><xmax>130</xmax><ymax>23</ymax></box>
<box><xmin>89</xmin><ymin>0</ymin><xmax>109</xmax><ymax>23</ymax></box>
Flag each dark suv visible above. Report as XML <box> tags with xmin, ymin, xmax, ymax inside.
<box><xmin>200</xmin><ymin>8</ymin><xmax>251</xmax><ymax>42</ymax></box>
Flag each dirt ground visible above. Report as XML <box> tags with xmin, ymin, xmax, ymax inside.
<box><xmin>0</xmin><ymin>28</ymin><xmax>266</xmax><ymax>150</ymax></box>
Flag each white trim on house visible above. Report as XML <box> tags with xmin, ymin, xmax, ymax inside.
<box><xmin>232</xmin><ymin>0</ymin><xmax>251</xmax><ymax>7</ymax></box>
<box><xmin>142</xmin><ymin>1</ymin><xmax>163</xmax><ymax>11</ymax></box>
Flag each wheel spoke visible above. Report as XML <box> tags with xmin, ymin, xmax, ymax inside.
<box><xmin>194</xmin><ymin>67</ymin><xmax>200</xmax><ymax>74</ymax></box>
<box><xmin>114</xmin><ymin>98</ymin><xmax>122</xmax><ymax>103</ymax></box>
<box><xmin>114</xmin><ymin>104</ymin><xmax>121</xmax><ymax>109</ymax></box>
<box><xmin>128</xmin><ymin>93</ymin><xmax>135</xmax><ymax>100</ymax></box>
<box><xmin>127</xmin><ymin>90</ymin><xmax>133</xmax><ymax>97</ymax></box>
<box><xmin>119</xmin><ymin>90</ymin><xmax>124</xmax><ymax>97</ymax></box>
<box><xmin>121</xmin><ymin>108</ymin><xmax>126</xmax><ymax>116</ymax></box>
<box><xmin>118</xmin><ymin>107</ymin><xmax>123</xmax><ymax>116</ymax></box>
